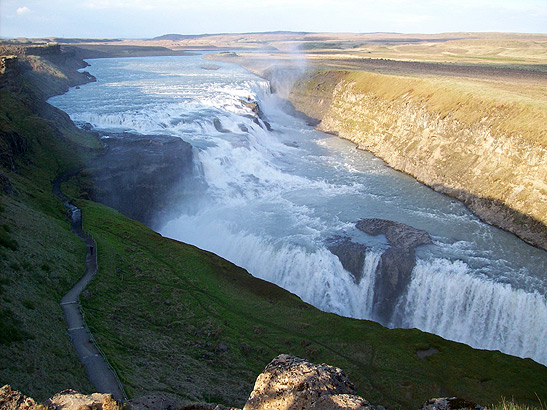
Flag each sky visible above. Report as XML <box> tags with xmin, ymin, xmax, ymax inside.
<box><xmin>1</xmin><ymin>0</ymin><xmax>546</xmax><ymax>39</ymax></box>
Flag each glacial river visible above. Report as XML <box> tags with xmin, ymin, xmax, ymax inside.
<box><xmin>49</xmin><ymin>54</ymin><xmax>547</xmax><ymax>366</ymax></box>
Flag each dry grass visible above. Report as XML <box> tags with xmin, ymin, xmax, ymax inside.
<box><xmin>304</xmin><ymin>69</ymin><xmax>547</xmax><ymax>147</ymax></box>
<box><xmin>488</xmin><ymin>397</ymin><xmax>547</xmax><ymax>410</ymax></box>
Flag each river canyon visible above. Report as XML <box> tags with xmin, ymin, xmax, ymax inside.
<box><xmin>48</xmin><ymin>54</ymin><xmax>547</xmax><ymax>368</ymax></box>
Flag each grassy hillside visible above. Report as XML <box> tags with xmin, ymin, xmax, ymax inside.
<box><xmin>0</xmin><ymin>53</ymin><xmax>100</xmax><ymax>398</ymax></box>
<box><xmin>1</xmin><ymin>42</ymin><xmax>547</xmax><ymax>409</ymax></box>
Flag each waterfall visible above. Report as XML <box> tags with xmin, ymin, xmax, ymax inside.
<box><xmin>395</xmin><ymin>258</ymin><xmax>547</xmax><ymax>363</ymax></box>
<box><xmin>49</xmin><ymin>55</ymin><xmax>547</xmax><ymax>367</ymax></box>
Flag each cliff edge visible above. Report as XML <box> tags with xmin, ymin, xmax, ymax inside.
<box><xmin>289</xmin><ymin>70</ymin><xmax>547</xmax><ymax>250</ymax></box>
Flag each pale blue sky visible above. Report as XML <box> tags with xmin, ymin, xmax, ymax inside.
<box><xmin>1</xmin><ymin>0</ymin><xmax>546</xmax><ymax>38</ymax></box>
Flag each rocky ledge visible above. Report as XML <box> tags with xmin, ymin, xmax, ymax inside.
<box><xmin>328</xmin><ymin>218</ymin><xmax>432</xmax><ymax>324</ymax></box>
<box><xmin>86</xmin><ymin>131</ymin><xmax>196</xmax><ymax>228</ymax></box>
<box><xmin>1</xmin><ymin>355</ymin><xmax>483</xmax><ymax>410</ymax></box>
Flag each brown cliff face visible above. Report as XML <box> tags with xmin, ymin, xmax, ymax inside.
<box><xmin>289</xmin><ymin>71</ymin><xmax>547</xmax><ymax>250</ymax></box>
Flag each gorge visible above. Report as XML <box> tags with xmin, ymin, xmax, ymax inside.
<box><xmin>48</xmin><ymin>54</ymin><xmax>547</xmax><ymax>368</ymax></box>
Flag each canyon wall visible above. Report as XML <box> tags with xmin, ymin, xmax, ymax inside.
<box><xmin>289</xmin><ymin>71</ymin><xmax>547</xmax><ymax>250</ymax></box>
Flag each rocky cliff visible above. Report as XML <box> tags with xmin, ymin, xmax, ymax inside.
<box><xmin>85</xmin><ymin>131</ymin><xmax>196</xmax><ymax>227</ymax></box>
<box><xmin>328</xmin><ymin>219</ymin><xmax>432</xmax><ymax>324</ymax></box>
<box><xmin>289</xmin><ymin>71</ymin><xmax>547</xmax><ymax>250</ymax></box>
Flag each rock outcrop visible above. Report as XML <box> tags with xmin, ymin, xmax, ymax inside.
<box><xmin>45</xmin><ymin>390</ymin><xmax>121</xmax><ymax>410</ymax></box>
<box><xmin>0</xmin><ymin>385</ymin><xmax>36</xmax><ymax>410</ymax></box>
<box><xmin>326</xmin><ymin>236</ymin><xmax>369</xmax><ymax>282</ymax></box>
<box><xmin>356</xmin><ymin>219</ymin><xmax>432</xmax><ymax>250</ymax></box>
<box><xmin>289</xmin><ymin>71</ymin><xmax>547</xmax><ymax>250</ymax></box>
<box><xmin>356</xmin><ymin>218</ymin><xmax>432</xmax><ymax>322</ymax></box>
<box><xmin>328</xmin><ymin>219</ymin><xmax>432</xmax><ymax>324</ymax></box>
<box><xmin>420</xmin><ymin>397</ymin><xmax>483</xmax><ymax>410</ymax></box>
<box><xmin>87</xmin><ymin>131</ymin><xmax>196</xmax><ymax>227</ymax></box>
<box><xmin>239</xmin><ymin>99</ymin><xmax>272</xmax><ymax>131</ymax></box>
<box><xmin>243</xmin><ymin>355</ymin><xmax>375</xmax><ymax>410</ymax></box>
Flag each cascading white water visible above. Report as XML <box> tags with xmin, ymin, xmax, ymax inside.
<box><xmin>49</xmin><ymin>54</ymin><xmax>547</xmax><ymax>366</ymax></box>
<box><xmin>397</xmin><ymin>259</ymin><xmax>547</xmax><ymax>361</ymax></box>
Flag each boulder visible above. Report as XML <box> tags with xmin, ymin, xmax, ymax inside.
<box><xmin>243</xmin><ymin>354</ymin><xmax>375</xmax><ymax>410</ymax></box>
<box><xmin>355</xmin><ymin>219</ymin><xmax>432</xmax><ymax>250</ymax></box>
<box><xmin>214</xmin><ymin>118</ymin><xmax>231</xmax><ymax>133</ymax></box>
<box><xmin>0</xmin><ymin>385</ymin><xmax>36</xmax><ymax>410</ymax></box>
<box><xmin>45</xmin><ymin>390</ymin><xmax>120</xmax><ymax>410</ymax></box>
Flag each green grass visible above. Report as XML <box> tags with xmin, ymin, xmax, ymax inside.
<box><xmin>0</xmin><ymin>51</ymin><xmax>101</xmax><ymax>399</ymax></box>
<box><xmin>0</xmin><ymin>173</ymin><xmax>96</xmax><ymax>400</ymax></box>
<box><xmin>488</xmin><ymin>397</ymin><xmax>547</xmax><ymax>410</ymax></box>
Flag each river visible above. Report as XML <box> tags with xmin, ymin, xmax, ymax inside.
<box><xmin>49</xmin><ymin>54</ymin><xmax>547</xmax><ymax>366</ymax></box>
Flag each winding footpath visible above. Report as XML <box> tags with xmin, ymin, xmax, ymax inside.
<box><xmin>53</xmin><ymin>173</ymin><xmax>126</xmax><ymax>401</ymax></box>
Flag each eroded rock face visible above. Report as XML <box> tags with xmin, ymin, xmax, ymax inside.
<box><xmin>243</xmin><ymin>354</ymin><xmax>374</xmax><ymax>410</ymax></box>
<box><xmin>357</xmin><ymin>218</ymin><xmax>432</xmax><ymax>323</ymax></box>
<box><xmin>327</xmin><ymin>236</ymin><xmax>369</xmax><ymax>282</ymax></box>
<box><xmin>88</xmin><ymin>132</ymin><xmax>195</xmax><ymax>227</ymax></box>
<box><xmin>327</xmin><ymin>219</ymin><xmax>432</xmax><ymax>324</ymax></box>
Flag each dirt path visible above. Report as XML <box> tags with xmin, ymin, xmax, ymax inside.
<box><xmin>53</xmin><ymin>172</ymin><xmax>126</xmax><ymax>401</ymax></box>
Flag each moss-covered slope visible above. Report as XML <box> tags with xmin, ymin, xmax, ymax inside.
<box><xmin>0</xmin><ymin>47</ymin><xmax>101</xmax><ymax>399</ymax></box>
<box><xmin>77</xmin><ymin>198</ymin><xmax>547</xmax><ymax>409</ymax></box>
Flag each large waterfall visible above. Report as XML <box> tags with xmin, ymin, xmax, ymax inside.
<box><xmin>49</xmin><ymin>55</ymin><xmax>547</xmax><ymax>366</ymax></box>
